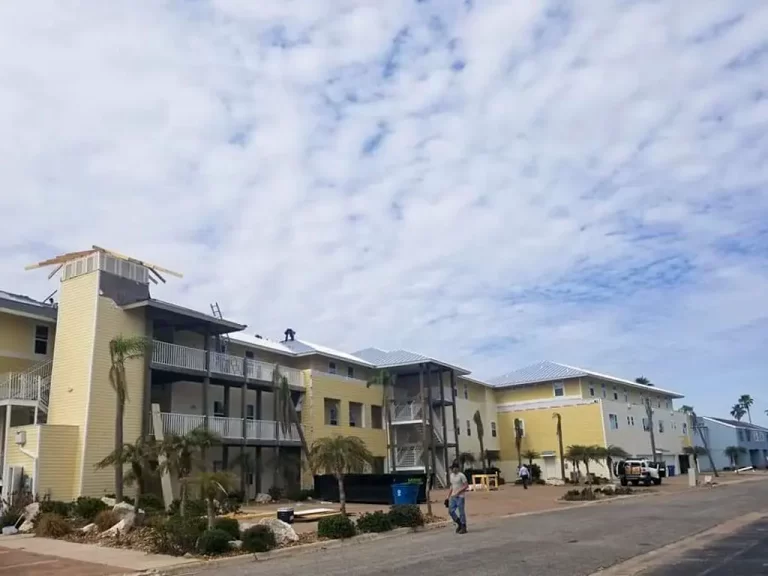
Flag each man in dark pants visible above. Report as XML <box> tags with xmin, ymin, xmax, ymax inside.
<box><xmin>519</xmin><ymin>464</ymin><xmax>530</xmax><ymax>489</ymax></box>
<box><xmin>448</xmin><ymin>461</ymin><xmax>468</xmax><ymax>533</ymax></box>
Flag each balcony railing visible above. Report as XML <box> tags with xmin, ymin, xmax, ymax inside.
<box><xmin>391</xmin><ymin>402</ymin><xmax>423</xmax><ymax>423</ymax></box>
<box><xmin>152</xmin><ymin>341</ymin><xmax>304</xmax><ymax>386</ymax></box>
<box><xmin>0</xmin><ymin>360</ymin><xmax>53</xmax><ymax>405</ymax></box>
<box><xmin>395</xmin><ymin>445</ymin><xmax>424</xmax><ymax>468</ymax></box>
<box><xmin>151</xmin><ymin>412</ymin><xmax>302</xmax><ymax>443</ymax></box>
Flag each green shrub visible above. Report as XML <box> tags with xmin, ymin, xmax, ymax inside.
<box><xmin>35</xmin><ymin>513</ymin><xmax>72</xmax><ymax>538</ymax></box>
<box><xmin>356</xmin><ymin>511</ymin><xmax>393</xmax><ymax>533</ymax></box>
<box><xmin>286</xmin><ymin>488</ymin><xmax>314</xmax><ymax>502</ymax></box>
<box><xmin>562</xmin><ymin>488</ymin><xmax>597</xmax><ymax>502</ymax></box>
<box><xmin>388</xmin><ymin>504</ymin><xmax>424</xmax><ymax>528</ymax></box>
<box><xmin>0</xmin><ymin>509</ymin><xmax>22</xmax><ymax>528</ymax></box>
<box><xmin>317</xmin><ymin>514</ymin><xmax>356</xmax><ymax>539</ymax></box>
<box><xmin>267</xmin><ymin>486</ymin><xmax>283</xmax><ymax>501</ymax></box>
<box><xmin>168</xmin><ymin>498</ymin><xmax>207</xmax><ymax>518</ymax></box>
<box><xmin>39</xmin><ymin>500</ymin><xmax>71</xmax><ymax>518</ymax></box>
<box><xmin>241</xmin><ymin>525</ymin><xmax>277</xmax><ymax>553</ymax></box>
<box><xmin>94</xmin><ymin>510</ymin><xmax>121</xmax><ymax>532</ymax></box>
<box><xmin>149</xmin><ymin>514</ymin><xmax>208</xmax><ymax>555</ymax></box>
<box><xmin>137</xmin><ymin>494</ymin><xmax>165</xmax><ymax>514</ymax></box>
<box><xmin>197</xmin><ymin>528</ymin><xmax>232</xmax><ymax>555</ymax></box>
<box><xmin>213</xmin><ymin>517</ymin><xmax>241</xmax><ymax>540</ymax></box>
<box><xmin>73</xmin><ymin>496</ymin><xmax>108</xmax><ymax>521</ymax></box>
<box><xmin>220</xmin><ymin>495</ymin><xmax>242</xmax><ymax>515</ymax></box>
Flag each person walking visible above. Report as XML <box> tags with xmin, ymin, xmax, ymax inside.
<box><xmin>448</xmin><ymin>461</ymin><xmax>468</xmax><ymax>534</ymax></box>
<box><xmin>519</xmin><ymin>463</ymin><xmax>531</xmax><ymax>489</ymax></box>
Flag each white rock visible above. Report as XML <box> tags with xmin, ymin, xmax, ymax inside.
<box><xmin>81</xmin><ymin>523</ymin><xmax>99</xmax><ymax>534</ymax></box>
<box><xmin>23</xmin><ymin>502</ymin><xmax>40</xmax><ymax>522</ymax></box>
<box><xmin>102</xmin><ymin>512</ymin><xmax>135</xmax><ymax>537</ymax></box>
<box><xmin>18</xmin><ymin>520</ymin><xmax>35</xmax><ymax>533</ymax></box>
<box><xmin>545</xmin><ymin>478</ymin><xmax>565</xmax><ymax>486</ymax></box>
<box><xmin>255</xmin><ymin>493</ymin><xmax>272</xmax><ymax>504</ymax></box>
<box><xmin>112</xmin><ymin>501</ymin><xmax>143</xmax><ymax>518</ymax></box>
<box><xmin>101</xmin><ymin>497</ymin><xmax>117</xmax><ymax>507</ymax></box>
<box><xmin>255</xmin><ymin>518</ymin><xmax>298</xmax><ymax>546</ymax></box>
<box><xmin>229</xmin><ymin>540</ymin><xmax>243</xmax><ymax>550</ymax></box>
<box><xmin>2</xmin><ymin>526</ymin><xmax>19</xmax><ymax>536</ymax></box>
<box><xmin>601</xmin><ymin>484</ymin><xmax>616</xmax><ymax>495</ymax></box>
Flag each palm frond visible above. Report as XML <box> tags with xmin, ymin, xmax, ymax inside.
<box><xmin>309</xmin><ymin>436</ymin><xmax>373</xmax><ymax>476</ymax></box>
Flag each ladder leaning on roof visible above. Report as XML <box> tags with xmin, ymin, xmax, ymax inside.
<box><xmin>210</xmin><ymin>301</ymin><xmax>231</xmax><ymax>351</ymax></box>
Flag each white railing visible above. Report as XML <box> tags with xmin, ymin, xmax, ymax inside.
<box><xmin>395</xmin><ymin>446</ymin><xmax>424</xmax><ymax>468</ymax></box>
<box><xmin>391</xmin><ymin>402</ymin><xmax>423</xmax><ymax>423</ymax></box>
<box><xmin>153</xmin><ymin>412</ymin><xmax>301</xmax><ymax>443</ymax></box>
<box><xmin>431</xmin><ymin>386</ymin><xmax>454</xmax><ymax>402</ymax></box>
<box><xmin>153</xmin><ymin>341</ymin><xmax>206</xmax><ymax>372</ymax></box>
<box><xmin>152</xmin><ymin>341</ymin><xmax>304</xmax><ymax>386</ymax></box>
<box><xmin>0</xmin><ymin>360</ymin><xmax>52</xmax><ymax>404</ymax></box>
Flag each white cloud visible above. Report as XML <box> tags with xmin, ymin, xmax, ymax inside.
<box><xmin>1</xmin><ymin>1</ymin><xmax>768</xmax><ymax>423</ymax></box>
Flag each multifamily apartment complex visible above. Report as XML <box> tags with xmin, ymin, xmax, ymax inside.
<box><xmin>1</xmin><ymin>247</ymin><xmax>695</xmax><ymax>503</ymax></box>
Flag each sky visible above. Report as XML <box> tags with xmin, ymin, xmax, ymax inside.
<box><xmin>1</xmin><ymin>1</ymin><xmax>767</xmax><ymax>425</ymax></box>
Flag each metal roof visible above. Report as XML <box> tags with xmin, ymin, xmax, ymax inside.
<box><xmin>0</xmin><ymin>290</ymin><xmax>58</xmax><ymax>322</ymax></box>
<box><xmin>121</xmin><ymin>299</ymin><xmax>246</xmax><ymax>334</ymax></box>
<box><xmin>489</xmin><ymin>360</ymin><xmax>684</xmax><ymax>399</ymax></box>
<box><xmin>706</xmin><ymin>417</ymin><xmax>768</xmax><ymax>432</ymax></box>
<box><xmin>351</xmin><ymin>347</ymin><xmax>470</xmax><ymax>374</ymax></box>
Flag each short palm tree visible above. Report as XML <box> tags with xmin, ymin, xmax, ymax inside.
<box><xmin>522</xmin><ymin>449</ymin><xmax>540</xmax><ymax>467</ymax></box>
<box><xmin>564</xmin><ymin>444</ymin><xmax>585</xmax><ymax>482</ymax></box>
<box><xmin>484</xmin><ymin>450</ymin><xmax>500</xmax><ymax>468</ymax></box>
<box><xmin>159</xmin><ymin>427</ymin><xmax>220</xmax><ymax>516</ymax></box>
<box><xmin>724</xmin><ymin>446</ymin><xmax>747</xmax><ymax>469</ymax></box>
<box><xmin>635</xmin><ymin>376</ymin><xmax>652</xmax><ymax>387</ymax></box>
<box><xmin>309</xmin><ymin>435</ymin><xmax>373</xmax><ymax>514</ymax></box>
<box><xmin>96</xmin><ymin>436</ymin><xmax>159</xmax><ymax>513</ymax></box>
<box><xmin>730</xmin><ymin>403</ymin><xmax>746</xmax><ymax>421</ymax></box>
<box><xmin>108</xmin><ymin>335</ymin><xmax>148</xmax><ymax>502</ymax></box>
<box><xmin>473</xmin><ymin>411</ymin><xmax>487</xmax><ymax>470</ymax></box>
<box><xmin>193</xmin><ymin>471</ymin><xmax>237</xmax><ymax>528</ymax></box>
<box><xmin>458</xmin><ymin>451</ymin><xmax>476</xmax><ymax>469</ymax></box>
<box><xmin>513</xmin><ymin>419</ymin><xmax>524</xmax><ymax>469</ymax></box>
<box><xmin>595</xmin><ymin>445</ymin><xmax>629</xmax><ymax>479</ymax></box>
<box><xmin>738</xmin><ymin>395</ymin><xmax>754</xmax><ymax>423</ymax></box>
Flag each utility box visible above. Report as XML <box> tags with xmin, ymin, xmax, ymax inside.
<box><xmin>14</xmin><ymin>430</ymin><xmax>26</xmax><ymax>446</ymax></box>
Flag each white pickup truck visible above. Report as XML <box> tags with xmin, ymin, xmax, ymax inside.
<box><xmin>616</xmin><ymin>459</ymin><xmax>663</xmax><ymax>486</ymax></box>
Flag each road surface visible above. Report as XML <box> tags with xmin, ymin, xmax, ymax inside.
<box><xmin>199</xmin><ymin>479</ymin><xmax>768</xmax><ymax>576</ymax></box>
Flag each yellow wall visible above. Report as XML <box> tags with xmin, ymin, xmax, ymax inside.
<box><xmin>5</xmin><ymin>425</ymin><xmax>39</xmax><ymax>489</ymax></box>
<box><xmin>0</xmin><ymin>311</ymin><xmax>56</xmax><ymax>374</ymax></box>
<box><xmin>80</xmin><ymin>295</ymin><xmax>146</xmax><ymax>496</ymax></box>
<box><xmin>37</xmin><ymin>425</ymin><xmax>79</xmax><ymax>501</ymax></box>
<box><xmin>47</xmin><ymin>271</ymin><xmax>99</xmax><ymax>494</ymax></box>
<box><xmin>494</xmin><ymin>378</ymin><xmax>582</xmax><ymax>404</ymax></box>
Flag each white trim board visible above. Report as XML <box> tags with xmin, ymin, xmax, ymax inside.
<box><xmin>497</xmin><ymin>397</ymin><xmax>598</xmax><ymax>413</ymax></box>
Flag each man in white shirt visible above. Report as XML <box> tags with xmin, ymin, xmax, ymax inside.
<box><xmin>519</xmin><ymin>464</ymin><xmax>530</xmax><ymax>489</ymax></box>
<box><xmin>448</xmin><ymin>461</ymin><xmax>468</xmax><ymax>534</ymax></box>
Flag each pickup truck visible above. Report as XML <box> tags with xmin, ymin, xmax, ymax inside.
<box><xmin>616</xmin><ymin>459</ymin><xmax>663</xmax><ymax>486</ymax></box>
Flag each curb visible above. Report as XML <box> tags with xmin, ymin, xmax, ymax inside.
<box><xmin>143</xmin><ymin>521</ymin><xmax>453</xmax><ymax>576</ymax></box>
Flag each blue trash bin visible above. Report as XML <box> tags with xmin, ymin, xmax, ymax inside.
<box><xmin>667</xmin><ymin>465</ymin><xmax>675</xmax><ymax>477</ymax></box>
<box><xmin>391</xmin><ymin>483</ymin><xmax>419</xmax><ymax>505</ymax></box>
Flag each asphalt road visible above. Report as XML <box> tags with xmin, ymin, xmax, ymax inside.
<box><xmin>201</xmin><ymin>480</ymin><xmax>768</xmax><ymax>576</ymax></box>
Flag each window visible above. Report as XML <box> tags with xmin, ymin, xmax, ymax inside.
<box><xmin>666</xmin><ymin>399</ymin><xmax>671</xmax><ymax>410</ymax></box>
<box><xmin>245</xmin><ymin>350</ymin><xmax>254</xmax><ymax>359</ymax></box>
<box><xmin>463</xmin><ymin>382</ymin><xmax>468</xmax><ymax>399</ymax></box>
<box><xmin>34</xmin><ymin>325</ymin><xmax>50</xmax><ymax>355</ymax></box>
<box><xmin>324</xmin><ymin>398</ymin><xmax>340</xmax><ymax>425</ymax></box>
<box><xmin>456</xmin><ymin>419</ymin><xmax>460</xmax><ymax>436</ymax></box>
<box><xmin>491</xmin><ymin>422</ymin><xmax>497</xmax><ymax>438</ymax></box>
<box><xmin>213</xmin><ymin>401</ymin><xmax>225</xmax><ymax>417</ymax></box>
<box><xmin>657</xmin><ymin>398</ymin><xmax>661</xmax><ymax>408</ymax></box>
<box><xmin>553</xmin><ymin>382</ymin><xmax>564</xmax><ymax>397</ymax></box>
<box><xmin>613</xmin><ymin>386</ymin><xmax>618</xmax><ymax>401</ymax></box>
<box><xmin>642</xmin><ymin>418</ymin><xmax>650</xmax><ymax>432</ymax></box>
<box><xmin>466</xmin><ymin>420</ymin><xmax>471</xmax><ymax>436</ymax></box>
<box><xmin>609</xmin><ymin>414</ymin><xmax>619</xmax><ymax>430</ymax></box>
<box><xmin>246</xmin><ymin>404</ymin><xmax>255</xmax><ymax>420</ymax></box>
<box><xmin>349</xmin><ymin>402</ymin><xmax>363</xmax><ymax>427</ymax></box>
<box><xmin>371</xmin><ymin>405</ymin><xmax>383</xmax><ymax>429</ymax></box>
<box><xmin>347</xmin><ymin>366</ymin><xmax>354</xmax><ymax>379</ymax></box>
<box><xmin>589</xmin><ymin>385</ymin><xmax>595</xmax><ymax>397</ymax></box>
<box><xmin>624</xmin><ymin>389</ymin><xmax>629</xmax><ymax>403</ymax></box>
<box><xmin>658</xmin><ymin>420</ymin><xmax>665</xmax><ymax>433</ymax></box>
<box><xmin>601</xmin><ymin>384</ymin><xmax>607</xmax><ymax>398</ymax></box>
<box><xmin>630</xmin><ymin>416</ymin><xmax>635</xmax><ymax>426</ymax></box>
<box><xmin>328</xmin><ymin>362</ymin><xmax>337</xmax><ymax>375</ymax></box>
<box><xmin>682</xmin><ymin>422</ymin><xmax>688</xmax><ymax>435</ymax></box>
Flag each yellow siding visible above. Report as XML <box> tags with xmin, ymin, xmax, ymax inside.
<box><xmin>37</xmin><ymin>425</ymin><xmax>79</xmax><ymax>501</ymax></box>
<box><xmin>305</xmin><ymin>372</ymin><xmax>387</xmax><ymax>457</ymax></box>
<box><xmin>80</xmin><ymin>295</ymin><xmax>146</xmax><ymax>497</ymax></box>
<box><xmin>5</xmin><ymin>425</ymin><xmax>39</xmax><ymax>483</ymax></box>
<box><xmin>47</xmin><ymin>271</ymin><xmax>99</xmax><ymax>493</ymax></box>
<box><xmin>0</xmin><ymin>311</ymin><xmax>56</xmax><ymax>373</ymax></box>
<box><xmin>494</xmin><ymin>378</ymin><xmax>582</xmax><ymax>404</ymax></box>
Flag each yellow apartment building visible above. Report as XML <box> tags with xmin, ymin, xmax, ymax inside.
<box><xmin>0</xmin><ymin>247</ymin><xmax>692</xmax><ymax>505</ymax></box>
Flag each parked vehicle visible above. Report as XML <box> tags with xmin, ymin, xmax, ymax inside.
<box><xmin>616</xmin><ymin>459</ymin><xmax>662</xmax><ymax>486</ymax></box>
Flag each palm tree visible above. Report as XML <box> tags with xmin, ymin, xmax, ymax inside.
<box><xmin>309</xmin><ymin>435</ymin><xmax>373</xmax><ymax>515</ymax></box>
<box><xmin>724</xmin><ymin>446</ymin><xmax>747</xmax><ymax>469</ymax></box>
<box><xmin>738</xmin><ymin>395</ymin><xmax>754</xmax><ymax>423</ymax></box>
<box><xmin>96</xmin><ymin>436</ymin><xmax>159</xmax><ymax>513</ymax></box>
<box><xmin>635</xmin><ymin>376</ymin><xmax>653</xmax><ymax>387</ymax></box>
<box><xmin>564</xmin><ymin>445</ymin><xmax>586</xmax><ymax>483</ymax></box>
<box><xmin>366</xmin><ymin>370</ymin><xmax>397</xmax><ymax>471</ymax></box>
<box><xmin>553</xmin><ymin>412</ymin><xmax>565</xmax><ymax>481</ymax></box>
<box><xmin>579</xmin><ymin>445</ymin><xmax>604</xmax><ymax>486</ymax></box>
<box><xmin>643</xmin><ymin>397</ymin><xmax>658</xmax><ymax>463</ymax></box>
<box><xmin>680</xmin><ymin>406</ymin><xmax>718</xmax><ymax>477</ymax></box>
<box><xmin>730</xmin><ymin>403</ymin><xmax>746</xmax><ymax>421</ymax></box>
<box><xmin>108</xmin><ymin>335</ymin><xmax>148</xmax><ymax>502</ymax></box>
<box><xmin>458</xmin><ymin>451</ymin><xmax>476</xmax><ymax>469</ymax></box>
<box><xmin>193</xmin><ymin>471</ymin><xmax>236</xmax><ymax>528</ymax></box>
<box><xmin>473</xmin><ymin>411</ymin><xmax>487</xmax><ymax>470</ymax></box>
<box><xmin>522</xmin><ymin>449</ymin><xmax>540</xmax><ymax>467</ymax></box>
<box><xmin>159</xmin><ymin>427</ymin><xmax>220</xmax><ymax>516</ymax></box>
<box><xmin>513</xmin><ymin>418</ymin><xmax>524</xmax><ymax>469</ymax></box>
<box><xmin>272</xmin><ymin>366</ymin><xmax>310</xmax><ymax>489</ymax></box>
<box><xmin>595</xmin><ymin>445</ymin><xmax>629</xmax><ymax>479</ymax></box>
<box><xmin>484</xmin><ymin>450</ymin><xmax>500</xmax><ymax>468</ymax></box>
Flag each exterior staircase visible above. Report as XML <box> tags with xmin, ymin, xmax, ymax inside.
<box><xmin>0</xmin><ymin>359</ymin><xmax>52</xmax><ymax>411</ymax></box>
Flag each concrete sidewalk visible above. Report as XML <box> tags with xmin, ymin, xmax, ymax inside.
<box><xmin>0</xmin><ymin>534</ymin><xmax>194</xmax><ymax>574</ymax></box>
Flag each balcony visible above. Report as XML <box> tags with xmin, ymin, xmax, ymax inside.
<box><xmin>150</xmin><ymin>412</ymin><xmax>302</xmax><ymax>444</ymax></box>
<box><xmin>391</xmin><ymin>402</ymin><xmax>423</xmax><ymax>423</ymax></box>
<box><xmin>152</xmin><ymin>341</ymin><xmax>304</xmax><ymax>387</ymax></box>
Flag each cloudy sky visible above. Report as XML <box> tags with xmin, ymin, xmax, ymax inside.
<box><xmin>1</xmin><ymin>1</ymin><xmax>767</xmax><ymax>423</ymax></box>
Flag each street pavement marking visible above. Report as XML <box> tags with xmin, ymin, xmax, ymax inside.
<box><xmin>0</xmin><ymin>559</ymin><xmax>59</xmax><ymax>571</ymax></box>
<box><xmin>587</xmin><ymin>511</ymin><xmax>768</xmax><ymax>576</ymax></box>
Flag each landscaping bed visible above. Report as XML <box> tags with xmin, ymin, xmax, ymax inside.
<box><xmin>559</xmin><ymin>484</ymin><xmax>652</xmax><ymax>501</ymax></box>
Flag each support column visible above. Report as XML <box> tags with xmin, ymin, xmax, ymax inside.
<box><xmin>437</xmin><ymin>368</ymin><xmax>449</xmax><ymax>486</ymax></box>
<box><xmin>202</xmin><ymin>329</ymin><xmax>211</xmax><ymax>470</ymax></box>
<box><xmin>240</xmin><ymin>357</ymin><xmax>248</xmax><ymax>494</ymax></box>
<box><xmin>256</xmin><ymin>390</ymin><xmax>263</xmax><ymax>494</ymax></box>
<box><xmin>419</xmin><ymin>364</ymin><xmax>430</xmax><ymax>478</ymax></box>
<box><xmin>426</xmin><ymin>365</ymin><xmax>437</xmax><ymax>486</ymax></box>
<box><xmin>141</xmin><ymin>313</ymin><xmax>154</xmax><ymax>437</ymax></box>
<box><xmin>450</xmin><ymin>370</ymin><xmax>460</xmax><ymax>466</ymax></box>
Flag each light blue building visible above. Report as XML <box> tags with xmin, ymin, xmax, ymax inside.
<box><xmin>694</xmin><ymin>417</ymin><xmax>768</xmax><ymax>472</ymax></box>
